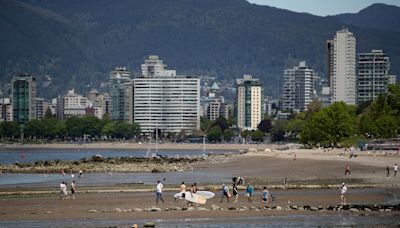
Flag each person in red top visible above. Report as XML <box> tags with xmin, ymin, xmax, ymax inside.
<box><xmin>345</xmin><ymin>164</ymin><xmax>350</xmax><ymax>175</ymax></box>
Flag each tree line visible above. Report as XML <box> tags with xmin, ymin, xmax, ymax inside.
<box><xmin>0</xmin><ymin>110</ymin><xmax>141</xmax><ymax>142</ymax></box>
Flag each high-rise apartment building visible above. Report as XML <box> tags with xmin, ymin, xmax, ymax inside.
<box><xmin>331</xmin><ymin>29</ymin><xmax>356</xmax><ymax>105</ymax></box>
<box><xmin>358</xmin><ymin>50</ymin><xmax>391</xmax><ymax>103</ymax></box>
<box><xmin>12</xmin><ymin>74</ymin><xmax>36</xmax><ymax>124</ymax></box>
<box><xmin>236</xmin><ymin>74</ymin><xmax>263</xmax><ymax>130</ymax></box>
<box><xmin>0</xmin><ymin>98</ymin><xmax>12</xmax><ymax>122</ymax></box>
<box><xmin>141</xmin><ymin>55</ymin><xmax>176</xmax><ymax>78</ymax></box>
<box><xmin>110</xmin><ymin>67</ymin><xmax>133</xmax><ymax>123</ymax></box>
<box><xmin>133</xmin><ymin>56</ymin><xmax>200</xmax><ymax>134</ymax></box>
<box><xmin>281</xmin><ymin>61</ymin><xmax>315</xmax><ymax>112</ymax></box>
<box><xmin>34</xmin><ymin>97</ymin><xmax>49</xmax><ymax>119</ymax></box>
<box><xmin>63</xmin><ymin>89</ymin><xmax>88</xmax><ymax>118</ymax></box>
<box><xmin>326</xmin><ymin>40</ymin><xmax>335</xmax><ymax>88</ymax></box>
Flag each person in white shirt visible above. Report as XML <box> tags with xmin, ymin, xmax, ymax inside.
<box><xmin>394</xmin><ymin>163</ymin><xmax>398</xmax><ymax>177</ymax></box>
<box><xmin>59</xmin><ymin>181</ymin><xmax>68</xmax><ymax>200</ymax></box>
<box><xmin>155</xmin><ymin>180</ymin><xmax>165</xmax><ymax>204</ymax></box>
<box><xmin>340</xmin><ymin>183</ymin><xmax>347</xmax><ymax>205</ymax></box>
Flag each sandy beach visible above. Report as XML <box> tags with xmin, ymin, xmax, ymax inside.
<box><xmin>1</xmin><ymin>143</ymin><xmax>400</xmax><ymax>227</ymax></box>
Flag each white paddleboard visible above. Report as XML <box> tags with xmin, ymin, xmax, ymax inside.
<box><xmin>173</xmin><ymin>191</ymin><xmax>215</xmax><ymax>200</ymax></box>
<box><xmin>184</xmin><ymin>193</ymin><xmax>206</xmax><ymax>204</ymax></box>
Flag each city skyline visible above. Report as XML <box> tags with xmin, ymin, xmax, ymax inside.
<box><xmin>247</xmin><ymin>0</ymin><xmax>400</xmax><ymax>16</ymax></box>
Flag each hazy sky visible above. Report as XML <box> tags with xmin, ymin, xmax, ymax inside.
<box><xmin>247</xmin><ymin>0</ymin><xmax>400</xmax><ymax>16</ymax></box>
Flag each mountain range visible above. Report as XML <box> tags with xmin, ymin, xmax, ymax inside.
<box><xmin>0</xmin><ymin>0</ymin><xmax>399</xmax><ymax>98</ymax></box>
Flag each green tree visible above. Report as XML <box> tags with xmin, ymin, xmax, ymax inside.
<box><xmin>301</xmin><ymin>102</ymin><xmax>357</xmax><ymax>146</ymax></box>
<box><xmin>240</xmin><ymin>130</ymin><xmax>251</xmax><ymax>140</ymax></box>
<box><xmin>271</xmin><ymin>121</ymin><xmax>286</xmax><ymax>142</ymax></box>
<box><xmin>251</xmin><ymin>129</ymin><xmax>264</xmax><ymax>142</ymax></box>
<box><xmin>24</xmin><ymin>119</ymin><xmax>45</xmax><ymax>139</ymax></box>
<box><xmin>114</xmin><ymin>122</ymin><xmax>131</xmax><ymax>139</ymax></box>
<box><xmin>65</xmin><ymin>116</ymin><xmax>83</xmax><ymax>138</ymax></box>
<box><xmin>257</xmin><ymin>119</ymin><xmax>272</xmax><ymax>133</ymax></box>
<box><xmin>1</xmin><ymin>121</ymin><xmax>20</xmax><ymax>139</ymax></box>
<box><xmin>44</xmin><ymin>107</ymin><xmax>53</xmax><ymax>119</ymax></box>
<box><xmin>81</xmin><ymin>116</ymin><xmax>102</xmax><ymax>137</ymax></box>
<box><xmin>213</xmin><ymin>116</ymin><xmax>229</xmax><ymax>132</ymax></box>
<box><xmin>42</xmin><ymin>118</ymin><xmax>59</xmax><ymax>139</ymax></box>
<box><xmin>129</xmin><ymin>123</ymin><xmax>141</xmax><ymax>138</ymax></box>
<box><xmin>207</xmin><ymin>125</ymin><xmax>222</xmax><ymax>142</ymax></box>
<box><xmin>101</xmin><ymin>122</ymin><xmax>116</xmax><ymax>138</ymax></box>
<box><xmin>223</xmin><ymin>129</ymin><xmax>235</xmax><ymax>142</ymax></box>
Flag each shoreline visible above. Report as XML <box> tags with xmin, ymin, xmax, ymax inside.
<box><xmin>0</xmin><ymin>142</ymin><xmax>272</xmax><ymax>151</ymax></box>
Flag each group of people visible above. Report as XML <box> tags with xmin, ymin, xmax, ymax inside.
<box><xmin>386</xmin><ymin>163</ymin><xmax>398</xmax><ymax>178</ymax></box>
<box><xmin>59</xmin><ymin>180</ymin><xmax>76</xmax><ymax>200</ymax></box>
<box><xmin>178</xmin><ymin>182</ymin><xmax>198</xmax><ymax>205</ymax></box>
<box><xmin>58</xmin><ymin>170</ymin><xmax>82</xmax><ymax>200</ymax></box>
<box><xmin>220</xmin><ymin>177</ymin><xmax>274</xmax><ymax>206</ymax></box>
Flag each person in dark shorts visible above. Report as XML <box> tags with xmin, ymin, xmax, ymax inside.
<box><xmin>220</xmin><ymin>184</ymin><xmax>230</xmax><ymax>203</ymax></box>
<box><xmin>233</xmin><ymin>181</ymin><xmax>239</xmax><ymax>203</ymax></box>
<box><xmin>70</xmin><ymin>180</ymin><xmax>76</xmax><ymax>199</ymax></box>
<box><xmin>345</xmin><ymin>164</ymin><xmax>351</xmax><ymax>175</ymax></box>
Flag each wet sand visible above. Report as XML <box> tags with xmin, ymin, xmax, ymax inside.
<box><xmin>0</xmin><ymin>188</ymin><xmax>396</xmax><ymax>222</ymax></box>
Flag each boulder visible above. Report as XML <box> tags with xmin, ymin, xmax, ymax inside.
<box><xmin>144</xmin><ymin>222</ymin><xmax>156</xmax><ymax>227</ymax></box>
<box><xmin>187</xmin><ymin>207</ymin><xmax>195</xmax><ymax>211</ymax></box>
<box><xmin>350</xmin><ymin>208</ymin><xmax>359</xmax><ymax>213</ymax></box>
<box><xmin>197</xmin><ymin>207</ymin><xmax>209</xmax><ymax>211</ymax></box>
<box><xmin>88</xmin><ymin>209</ymin><xmax>97</xmax><ymax>213</ymax></box>
<box><xmin>228</xmin><ymin>206</ymin><xmax>237</xmax><ymax>211</ymax></box>
<box><xmin>133</xmin><ymin>208</ymin><xmax>143</xmax><ymax>212</ymax></box>
<box><xmin>113</xmin><ymin>208</ymin><xmax>123</xmax><ymax>213</ymax></box>
<box><xmin>290</xmin><ymin>205</ymin><xmax>298</xmax><ymax>210</ymax></box>
<box><xmin>211</xmin><ymin>204</ymin><xmax>220</xmax><ymax>211</ymax></box>
<box><xmin>310</xmin><ymin>206</ymin><xmax>319</xmax><ymax>211</ymax></box>
<box><xmin>173</xmin><ymin>207</ymin><xmax>182</xmax><ymax>211</ymax></box>
<box><xmin>275</xmin><ymin>206</ymin><xmax>283</xmax><ymax>211</ymax></box>
<box><xmin>150</xmin><ymin>207</ymin><xmax>162</xmax><ymax>212</ymax></box>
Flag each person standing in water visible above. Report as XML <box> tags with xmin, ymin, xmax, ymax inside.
<box><xmin>180</xmin><ymin>181</ymin><xmax>186</xmax><ymax>199</ymax></box>
<box><xmin>386</xmin><ymin>165</ymin><xmax>390</xmax><ymax>178</ymax></box>
<box><xmin>394</xmin><ymin>163</ymin><xmax>398</xmax><ymax>177</ymax></box>
<box><xmin>233</xmin><ymin>180</ymin><xmax>239</xmax><ymax>203</ymax></box>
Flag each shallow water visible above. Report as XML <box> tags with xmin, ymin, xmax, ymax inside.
<box><xmin>0</xmin><ymin>171</ymin><xmax>232</xmax><ymax>188</ymax></box>
<box><xmin>0</xmin><ymin>214</ymin><xmax>399</xmax><ymax>228</ymax></box>
<box><xmin>0</xmin><ymin>148</ymin><xmax>236</xmax><ymax>165</ymax></box>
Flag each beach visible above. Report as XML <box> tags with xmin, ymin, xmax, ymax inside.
<box><xmin>1</xmin><ymin>143</ymin><xmax>400</xmax><ymax>227</ymax></box>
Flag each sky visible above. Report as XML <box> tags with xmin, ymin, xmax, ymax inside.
<box><xmin>247</xmin><ymin>0</ymin><xmax>400</xmax><ymax>16</ymax></box>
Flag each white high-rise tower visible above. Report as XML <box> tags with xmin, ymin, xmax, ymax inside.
<box><xmin>331</xmin><ymin>29</ymin><xmax>356</xmax><ymax>105</ymax></box>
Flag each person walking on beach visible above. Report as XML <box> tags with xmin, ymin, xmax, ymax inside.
<box><xmin>59</xmin><ymin>181</ymin><xmax>67</xmax><ymax>200</ymax></box>
<box><xmin>386</xmin><ymin>165</ymin><xmax>390</xmax><ymax>178</ymax></box>
<box><xmin>70</xmin><ymin>180</ymin><xmax>76</xmax><ymax>200</ymax></box>
<box><xmin>246</xmin><ymin>183</ymin><xmax>254</xmax><ymax>202</ymax></box>
<box><xmin>78</xmin><ymin>170</ymin><xmax>83</xmax><ymax>178</ymax></box>
<box><xmin>155</xmin><ymin>180</ymin><xmax>165</xmax><ymax>204</ymax></box>
<box><xmin>262</xmin><ymin>186</ymin><xmax>270</xmax><ymax>206</ymax></box>
<box><xmin>233</xmin><ymin>180</ymin><xmax>239</xmax><ymax>203</ymax></box>
<box><xmin>345</xmin><ymin>164</ymin><xmax>351</xmax><ymax>175</ymax></box>
<box><xmin>340</xmin><ymin>183</ymin><xmax>347</xmax><ymax>205</ymax></box>
<box><xmin>220</xmin><ymin>184</ymin><xmax>230</xmax><ymax>203</ymax></box>
<box><xmin>394</xmin><ymin>163</ymin><xmax>398</xmax><ymax>177</ymax></box>
<box><xmin>283</xmin><ymin>178</ymin><xmax>288</xmax><ymax>190</ymax></box>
